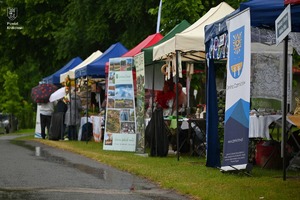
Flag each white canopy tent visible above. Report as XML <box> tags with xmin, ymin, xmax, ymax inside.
<box><xmin>60</xmin><ymin>50</ymin><xmax>103</xmax><ymax>83</ymax></box>
<box><xmin>153</xmin><ymin>2</ymin><xmax>234</xmax><ymax>62</ymax></box>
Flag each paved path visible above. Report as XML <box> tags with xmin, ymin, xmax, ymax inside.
<box><xmin>0</xmin><ymin>134</ymin><xmax>191</xmax><ymax>200</ymax></box>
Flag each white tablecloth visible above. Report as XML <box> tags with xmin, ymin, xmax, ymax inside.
<box><xmin>249</xmin><ymin>115</ymin><xmax>282</xmax><ymax>139</ymax></box>
<box><xmin>91</xmin><ymin>116</ymin><xmax>104</xmax><ymax>142</ymax></box>
<box><xmin>78</xmin><ymin>116</ymin><xmax>104</xmax><ymax>142</ymax></box>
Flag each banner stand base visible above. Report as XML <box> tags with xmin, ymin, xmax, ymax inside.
<box><xmin>219</xmin><ymin>163</ymin><xmax>253</xmax><ymax>176</ymax></box>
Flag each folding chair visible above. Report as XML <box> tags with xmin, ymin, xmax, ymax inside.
<box><xmin>189</xmin><ymin>119</ymin><xmax>206</xmax><ymax>157</ymax></box>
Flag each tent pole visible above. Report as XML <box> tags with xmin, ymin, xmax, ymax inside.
<box><xmin>282</xmin><ymin>36</ymin><xmax>288</xmax><ymax>181</ymax></box>
<box><xmin>176</xmin><ymin>50</ymin><xmax>180</xmax><ymax>161</ymax></box>
<box><xmin>68</xmin><ymin>78</ymin><xmax>72</xmax><ymax>140</ymax></box>
<box><xmin>149</xmin><ymin>64</ymin><xmax>155</xmax><ymax>155</ymax></box>
<box><xmin>86</xmin><ymin>78</ymin><xmax>89</xmax><ymax>144</ymax></box>
<box><xmin>151</xmin><ymin>65</ymin><xmax>155</xmax><ymax>115</ymax></box>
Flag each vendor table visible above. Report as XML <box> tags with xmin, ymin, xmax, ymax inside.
<box><xmin>78</xmin><ymin>115</ymin><xmax>104</xmax><ymax>142</ymax></box>
<box><xmin>250</xmin><ymin>114</ymin><xmax>300</xmax><ymax>169</ymax></box>
<box><xmin>145</xmin><ymin>117</ymin><xmax>206</xmax><ymax>155</ymax></box>
<box><xmin>249</xmin><ymin>115</ymin><xmax>282</xmax><ymax>139</ymax></box>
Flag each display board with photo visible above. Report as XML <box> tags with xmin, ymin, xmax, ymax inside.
<box><xmin>104</xmin><ymin>57</ymin><xmax>137</xmax><ymax>152</ymax></box>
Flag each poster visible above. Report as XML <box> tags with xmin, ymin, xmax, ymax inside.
<box><xmin>221</xmin><ymin>9</ymin><xmax>251</xmax><ymax>171</ymax></box>
<box><xmin>103</xmin><ymin>57</ymin><xmax>137</xmax><ymax>152</ymax></box>
<box><xmin>134</xmin><ymin>52</ymin><xmax>146</xmax><ymax>153</ymax></box>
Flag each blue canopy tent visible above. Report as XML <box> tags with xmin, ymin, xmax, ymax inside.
<box><xmin>240</xmin><ymin>0</ymin><xmax>300</xmax><ymax>32</ymax></box>
<box><xmin>42</xmin><ymin>57</ymin><xmax>82</xmax><ymax>84</ymax></box>
<box><xmin>75</xmin><ymin>42</ymin><xmax>128</xmax><ymax>78</ymax></box>
<box><xmin>204</xmin><ymin>0</ymin><xmax>300</xmax><ymax>168</ymax></box>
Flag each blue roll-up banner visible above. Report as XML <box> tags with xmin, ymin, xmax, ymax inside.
<box><xmin>221</xmin><ymin>9</ymin><xmax>251</xmax><ymax>171</ymax></box>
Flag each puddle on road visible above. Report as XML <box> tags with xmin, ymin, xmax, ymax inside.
<box><xmin>13</xmin><ymin>140</ymin><xmax>106</xmax><ymax>180</ymax></box>
<box><xmin>10</xmin><ymin>141</ymin><xmax>158</xmax><ymax>195</ymax></box>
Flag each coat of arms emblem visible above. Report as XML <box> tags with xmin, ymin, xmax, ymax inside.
<box><xmin>7</xmin><ymin>7</ymin><xmax>18</xmax><ymax>21</ymax></box>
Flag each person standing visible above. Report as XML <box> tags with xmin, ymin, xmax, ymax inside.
<box><xmin>65</xmin><ymin>90</ymin><xmax>82</xmax><ymax>140</ymax></box>
<box><xmin>49</xmin><ymin>98</ymin><xmax>68</xmax><ymax>140</ymax></box>
<box><xmin>172</xmin><ymin>83</ymin><xmax>187</xmax><ymax>115</ymax></box>
<box><xmin>40</xmin><ymin>101</ymin><xmax>55</xmax><ymax>139</ymax></box>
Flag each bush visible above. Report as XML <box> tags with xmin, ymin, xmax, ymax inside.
<box><xmin>18</xmin><ymin>102</ymin><xmax>36</xmax><ymax>129</ymax></box>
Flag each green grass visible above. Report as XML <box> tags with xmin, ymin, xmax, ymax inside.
<box><xmin>8</xmin><ymin>130</ymin><xmax>300</xmax><ymax>200</ymax></box>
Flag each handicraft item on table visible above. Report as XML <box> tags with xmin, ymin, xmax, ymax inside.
<box><xmin>294</xmin><ymin>97</ymin><xmax>300</xmax><ymax>115</ymax></box>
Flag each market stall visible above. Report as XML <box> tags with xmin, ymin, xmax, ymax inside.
<box><xmin>42</xmin><ymin>57</ymin><xmax>82</xmax><ymax>85</ymax></box>
<box><xmin>59</xmin><ymin>50</ymin><xmax>103</xmax><ymax>83</ymax></box>
<box><xmin>204</xmin><ymin>0</ymin><xmax>300</xmax><ymax>170</ymax></box>
<box><xmin>74</xmin><ymin>43</ymin><xmax>128</xmax><ymax>143</ymax></box>
<box><xmin>150</xmin><ymin>2</ymin><xmax>235</xmax><ymax>160</ymax></box>
<box><xmin>142</xmin><ymin>20</ymin><xmax>191</xmax><ymax>91</ymax></box>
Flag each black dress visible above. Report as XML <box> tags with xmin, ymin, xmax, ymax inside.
<box><xmin>49</xmin><ymin>100</ymin><xmax>68</xmax><ymax>140</ymax></box>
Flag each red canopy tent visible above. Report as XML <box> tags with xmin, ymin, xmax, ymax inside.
<box><xmin>122</xmin><ymin>33</ymin><xmax>163</xmax><ymax>95</ymax></box>
<box><xmin>122</xmin><ymin>33</ymin><xmax>163</xmax><ymax>57</ymax></box>
<box><xmin>105</xmin><ymin>33</ymin><xmax>163</xmax><ymax>73</ymax></box>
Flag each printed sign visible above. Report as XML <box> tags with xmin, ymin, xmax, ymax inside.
<box><xmin>275</xmin><ymin>4</ymin><xmax>291</xmax><ymax>46</ymax></box>
<box><xmin>221</xmin><ymin>9</ymin><xmax>251</xmax><ymax>171</ymax></box>
<box><xmin>104</xmin><ymin>57</ymin><xmax>137</xmax><ymax>152</ymax></box>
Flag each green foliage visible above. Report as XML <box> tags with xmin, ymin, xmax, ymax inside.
<box><xmin>149</xmin><ymin>0</ymin><xmax>206</xmax><ymax>34</ymax></box>
<box><xmin>55</xmin><ymin>0</ymin><xmax>158</xmax><ymax>60</ymax></box>
<box><xmin>148</xmin><ymin>0</ymin><xmax>246</xmax><ymax>35</ymax></box>
<box><xmin>1</xmin><ymin>71</ymin><xmax>23</xmax><ymax>114</ymax></box>
<box><xmin>18</xmin><ymin>101</ymin><xmax>36</xmax><ymax>129</ymax></box>
<box><xmin>0</xmin><ymin>71</ymin><xmax>23</xmax><ymax>131</ymax></box>
<box><xmin>0</xmin><ymin>0</ymin><xmax>68</xmax><ymax>107</ymax></box>
<box><xmin>190</xmin><ymin>71</ymin><xmax>206</xmax><ymax>105</ymax></box>
<box><xmin>293</xmin><ymin>50</ymin><xmax>300</xmax><ymax>64</ymax></box>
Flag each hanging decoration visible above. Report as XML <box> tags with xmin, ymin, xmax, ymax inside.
<box><xmin>207</xmin><ymin>33</ymin><xmax>228</xmax><ymax>60</ymax></box>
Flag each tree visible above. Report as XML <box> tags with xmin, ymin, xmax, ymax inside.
<box><xmin>149</xmin><ymin>0</ymin><xmax>246</xmax><ymax>35</ymax></box>
<box><xmin>1</xmin><ymin>71</ymin><xmax>23</xmax><ymax>132</ymax></box>
<box><xmin>0</xmin><ymin>0</ymin><xmax>69</xmax><ymax>101</ymax></box>
<box><xmin>54</xmin><ymin>0</ymin><xmax>159</xmax><ymax>60</ymax></box>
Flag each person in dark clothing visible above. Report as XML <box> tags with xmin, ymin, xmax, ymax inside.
<box><xmin>56</xmin><ymin>99</ymin><xmax>68</xmax><ymax>137</ymax></box>
<box><xmin>65</xmin><ymin>92</ymin><xmax>82</xmax><ymax>140</ymax></box>
<box><xmin>49</xmin><ymin>99</ymin><xmax>68</xmax><ymax>140</ymax></box>
<box><xmin>56</xmin><ymin>99</ymin><xmax>68</xmax><ymax>113</ymax></box>
<box><xmin>40</xmin><ymin>102</ymin><xmax>55</xmax><ymax>139</ymax></box>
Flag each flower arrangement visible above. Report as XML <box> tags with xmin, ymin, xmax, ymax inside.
<box><xmin>63</xmin><ymin>95</ymin><xmax>70</xmax><ymax>104</ymax></box>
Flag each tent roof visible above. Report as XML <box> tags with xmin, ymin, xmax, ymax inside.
<box><xmin>104</xmin><ymin>33</ymin><xmax>163</xmax><ymax>73</ymax></box>
<box><xmin>240</xmin><ymin>0</ymin><xmax>300</xmax><ymax>32</ymax></box>
<box><xmin>42</xmin><ymin>57</ymin><xmax>82</xmax><ymax>84</ymax></box>
<box><xmin>75</xmin><ymin>42</ymin><xmax>128</xmax><ymax>78</ymax></box>
<box><xmin>153</xmin><ymin>2</ymin><xmax>234</xmax><ymax>61</ymax></box>
<box><xmin>60</xmin><ymin>50</ymin><xmax>102</xmax><ymax>83</ymax></box>
<box><xmin>142</xmin><ymin>20</ymin><xmax>191</xmax><ymax>66</ymax></box>
<box><xmin>204</xmin><ymin>8</ymin><xmax>240</xmax><ymax>44</ymax></box>
<box><xmin>122</xmin><ymin>33</ymin><xmax>163</xmax><ymax>57</ymax></box>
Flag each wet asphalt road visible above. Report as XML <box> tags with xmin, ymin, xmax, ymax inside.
<box><xmin>0</xmin><ymin>134</ymin><xmax>191</xmax><ymax>200</ymax></box>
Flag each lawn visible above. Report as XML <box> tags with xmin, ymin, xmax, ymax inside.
<box><xmin>9</xmin><ymin>130</ymin><xmax>300</xmax><ymax>200</ymax></box>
